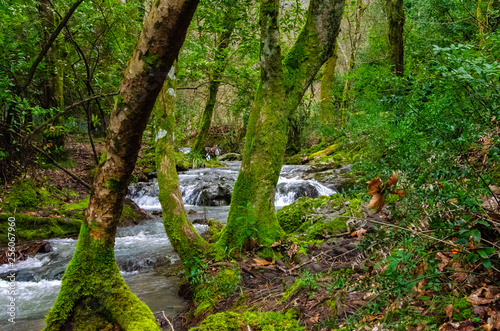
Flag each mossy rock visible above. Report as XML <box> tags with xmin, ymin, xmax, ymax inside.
<box><xmin>0</xmin><ymin>213</ymin><xmax>81</xmax><ymax>243</ymax></box>
<box><xmin>278</xmin><ymin>195</ymin><xmax>363</xmax><ymax>239</ymax></box>
<box><xmin>277</xmin><ymin>195</ymin><xmax>343</xmax><ymax>233</ymax></box>
<box><xmin>191</xmin><ymin>310</ymin><xmax>304</xmax><ymax>331</ymax></box>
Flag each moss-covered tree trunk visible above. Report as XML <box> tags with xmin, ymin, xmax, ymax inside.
<box><xmin>320</xmin><ymin>43</ymin><xmax>338</xmax><ymax>125</ymax></box>
<box><xmin>192</xmin><ymin>7</ymin><xmax>236</xmax><ymax>155</ymax></box>
<box><xmin>218</xmin><ymin>0</ymin><xmax>345</xmax><ymax>250</ymax></box>
<box><xmin>385</xmin><ymin>0</ymin><xmax>405</xmax><ymax>76</ymax></box>
<box><xmin>154</xmin><ymin>63</ymin><xmax>209</xmax><ymax>262</ymax></box>
<box><xmin>43</xmin><ymin>1</ymin><xmax>199</xmax><ymax>330</ymax></box>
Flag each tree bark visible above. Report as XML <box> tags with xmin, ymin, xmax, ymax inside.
<box><xmin>385</xmin><ymin>0</ymin><xmax>405</xmax><ymax>76</ymax></box>
<box><xmin>155</xmin><ymin>63</ymin><xmax>209</xmax><ymax>262</ymax></box>
<box><xmin>320</xmin><ymin>42</ymin><xmax>338</xmax><ymax>125</ymax></box>
<box><xmin>43</xmin><ymin>0</ymin><xmax>199</xmax><ymax>329</ymax></box>
<box><xmin>218</xmin><ymin>0</ymin><xmax>345</xmax><ymax>250</ymax></box>
<box><xmin>192</xmin><ymin>7</ymin><xmax>236</xmax><ymax>155</ymax></box>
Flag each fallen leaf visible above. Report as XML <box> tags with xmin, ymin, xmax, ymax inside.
<box><xmin>251</xmin><ymin>258</ymin><xmax>274</xmax><ymax>267</ymax></box>
<box><xmin>368</xmin><ymin>193</ymin><xmax>385</xmax><ymax>214</ymax></box>
<box><xmin>367</xmin><ymin>178</ymin><xmax>382</xmax><ymax>194</ymax></box>
<box><xmin>350</xmin><ymin>228</ymin><xmax>367</xmax><ymax>240</ymax></box>
<box><xmin>468</xmin><ymin>286</ymin><xmax>500</xmax><ymax>305</ymax></box>
<box><xmin>445</xmin><ymin>304</ymin><xmax>453</xmax><ymax>320</ymax></box>
<box><xmin>309</xmin><ymin>313</ymin><xmax>320</xmax><ymax>323</ymax></box>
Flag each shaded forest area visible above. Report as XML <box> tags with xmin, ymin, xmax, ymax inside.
<box><xmin>1</xmin><ymin>0</ymin><xmax>500</xmax><ymax>330</ymax></box>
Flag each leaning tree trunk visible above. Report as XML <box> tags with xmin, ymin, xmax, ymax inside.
<box><xmin>154</xmin><ymin>63</ymin><xmax>209</xmax><ymax>262</ymax></box>
<box><xmin>43</xmin><ymin>1</ymin><xmax>199</xmax><ymax>330</ymax></box>
<box><xmin>218</xmin><ymin>0</ymin><xmax>345</xmax><ymax>250</ymax></box>
<box><xmin>320</xmin><ymin>43</ymin><xmax>338</xmax><ymax>125</ymax></box>
<box><xmin>385</xmin><ymin>0</ymin><xmax>405</xmax><ymax>76</ymax></box>
<box><xmin>192</xmin><ymin>8</ymin><xmax>236</xmax><ymax>155</ymax></box>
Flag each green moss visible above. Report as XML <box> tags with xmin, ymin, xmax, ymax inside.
<box><xmin>208</xmin><ymin>219</ymin><xmax>223</xmax><ymax>243</ymax></box>
<box><xmin>99</xmin><ymin>152</ymin><xmax>107</xmax><ymax>164</ymax></box>
<box><xmin>63</xmin><ymin>198</ymin><xmax>89</xmax><ymax>211</ymax></box>
<box><xmin>9</xmin><ymin>178</ymin><xmax>38</xmax><ymax>210</ymax></box>
<box><xmin>142</xmin><ymin>50</ymin><xmax>159</xmax><ymax>68</ymax></box>
<box><xmin>0</xmin><ymin>213</ymin><xmax>81</xmax><ymax>243</ymax></box>
<box><xmin>452</xmin><ymin>297</ymin><xmax>473</xmax><ymax>321</ymax></box>
<box><xmin>277</xmin><ymin>195</ymin><xmax>342</xmax><ymax>233</ymax></box>
<box><xmin>305</xmin><ymin>217</ymin><xmax>347</xmax><ymax>240</ymax></box>
<box><xmin>308</xmin><ymin>144</ymin><xmax>338</xmax><ymax>160</ymax></box>
<box><xmin>106</xmin><ymin>178</ymin><xmax>124</xmax><ymax>193</ymax></box>
<box><xmin>192</xmin><ymin>309</ymin><xmax>304</xmax><ymax>331</ymax></box>
<box><xmin>258</xmin><ymin>247</ymin><xmax>283</xmax><ymax>261</ymax></box>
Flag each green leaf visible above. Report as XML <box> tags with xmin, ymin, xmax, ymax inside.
<box><xmin>471</xmin><ymin>230</ymin><xmax>481</xmax><ymax>242</ymax></box>
<box><xmin>480</xmin><ymin>257</ymin><xmax>492</xmax><ymax>270</ymax></box>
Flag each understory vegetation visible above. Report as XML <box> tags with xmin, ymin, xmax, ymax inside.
<box><xmin>1</xmin><ymin>0</ymin><xmax>500</xmax><ymax>330</ymax></box>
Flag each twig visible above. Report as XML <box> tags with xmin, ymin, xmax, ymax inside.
<box><xmin>161</xmin><ymin>311</ymin><xmax>174</xmax><ymax>331</ymax></box>
<box><xmin>288</xmin><ymin>251</ymin><xmax>326</xmax><ymax>272</ymax></box>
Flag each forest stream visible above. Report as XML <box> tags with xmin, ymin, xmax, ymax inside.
<box><xmin>0</xmin><ymin>161</ymin><xmax>335</xmax><ymax>330</ymax></box>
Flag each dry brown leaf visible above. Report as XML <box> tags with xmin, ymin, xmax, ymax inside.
<box><xmin>309</xmin><ymin>313</ymin><xmax>320</xmax><ymax>323</ymax></box>
<box><xmin>386</xmin><ymin>172</ymin><xmax>398</xmax><ymax>190</ymax></box>
<box><xmin>287</xmin><ymin>244</ymin><xmax>298</xmax><ymax>259</ymax></box>
<box><xmin>350</xmin><ymin>228</ymin><xmax>367</xmax><ymax>240</ymax></box>
<box><xmin>437</xmin><ymin>252</ymin><xmax>451</xmax><ymax>272</ymax></box>
<box><xmin>445</xmin><ymin>304</ymin><xmax>454</xmax><ymax>321</ymax></box>
<box><xmin>366</xmin><ymin>173</ymin><xmax>405</xmax><ymax>213</ymax></box>
<box><xmin>439</xmin><ymin>320</ymin><xmax>475</xmax><ymax>331</ymax></box>
<box><xmin>368</xmin><ymin>193</ymin><xmax>385</xmax><ymax>214</ymax></box>
<box><xmin>367</xmin><ymin>178</ymin><xmax>382</xmax><ymax>194</ymax></box>
<box><xmin>468</xmin><ymin>286</ymin><xmax>500</xmax><ymax>305</ymax></box>
<box><xmin>251</xmin><ymin>258</ymin><xmax>274</xmax><ymax>266</ymax></box>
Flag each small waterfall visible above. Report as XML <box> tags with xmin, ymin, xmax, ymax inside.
<box><xmin>275</xmin><ymin>177</ymin><xmax>335</xmax><ymax>207</ymax></box>
<box><xmin>127</xmin><ymin>162</ymin><xmax>336</xmax><ymax>210</ymax></box>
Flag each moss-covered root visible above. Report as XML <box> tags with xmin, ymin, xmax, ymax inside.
<box><xmin>44</xmin><ymin>224</ymin><xmax>159</xmax><ymax>331</ymax></box>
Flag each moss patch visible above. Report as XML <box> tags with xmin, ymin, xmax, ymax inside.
<box><xmin>191</xmin><ymin>309</ymin><xmax>304</xmax><ymax>331</ymax></box>
<box><xmin>0</xmin><ymin>213</ymin><xmax>81</xmax><ymax>243</ymax></box>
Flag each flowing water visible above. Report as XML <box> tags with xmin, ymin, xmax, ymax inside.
<box><xmin>0</xmin><ymin>161</ymin><xmax>334</xmax><ymax>330</ymax></box>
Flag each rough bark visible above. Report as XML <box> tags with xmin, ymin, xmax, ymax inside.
<box><xmin>192</xmin><ymin>8</ymin><xmax>236</xmax><ymax>155</ymax></box>
<box><xmin>43</xmin><ymin>1</ymin><xmax>199</xmax><ymax>329</ymax></box>
<box><xmin>385</xmin><ymin>0</ymin><xmax>405</xmax><ymax>76</ymax></box>
<box><xmin>155</xmin><ymin>63</ymin><xmax>209</xmax><ymax>262</ymax></box>
<box><xmin>218</xmin><ymin>0</ymin><xmax>345</xmax><ymax>250</ymax></box>
<box><xmin>320</xmin><ymin>43</ymin><xmax>338</xmax><ymax>125</ymax></box>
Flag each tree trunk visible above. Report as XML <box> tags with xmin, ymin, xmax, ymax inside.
<box><xmin>192</xmin><ymin>8</ymin><xmax>236</xmax><ymax>155</ymax></box>
<box><xmin>218</xmin><ymin>0</ymin><xmax>345</xmax><ymax>250</ymax></box>
<box><xmin>155</xmin><ymin>63</ymin><xmax>209</xmax><ymax>262</ymax></box>
<box><xmin>320</xmin><ymin>43</ymin><xmax>338</xmax><ymax>125</ymax></box>
<box><xmin>43</xmin><ymin>1</ymin><xmax>199</xmax><ymax>329</ymax></box>
<box><xmin>386</xmin><ymin>0</ymin><xmax>405</xmax><ymax>76</ymax></box>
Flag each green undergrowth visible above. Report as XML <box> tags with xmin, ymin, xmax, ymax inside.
<box><xmin>185</xmin><ymin>259</ymin><xmax>242</xmax><ymax>317</ymax></box>
<box><xmin>191</xmin><ymin>309</ymin><xmax>304</xmax><ymax>331</ymax></box>
<box><xmin>0</xmin><ymin>213</ymin><xmax>81</xmax><ymax>243</ymax></box>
